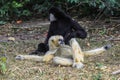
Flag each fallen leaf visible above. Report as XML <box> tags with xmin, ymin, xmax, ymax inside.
<box><xmin>86</xmin><ymin>42</ymin><xmax>90</xmax><ymax>47</ymax></box>
<box><xmin>16</xmin><ymin>20</ymin><xmax>22</xmax><ymax>24</ymax></box>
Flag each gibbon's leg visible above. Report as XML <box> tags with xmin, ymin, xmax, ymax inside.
<box><xmin>70</xmin><ymin>38</ymin><xmax>84</xmax><ymax>69</ymax></box>
<box><xmin>83</xmin><ymin>44</ymin><xmax>112</xmax><ymax>56</ymax></box>
<box><xmin>53</xmin><ymin>57</ymin><xmax>73</xmax><ymax>66</ymax></box>
<box><xmin>15</xmin><ymin>49</ymin><xmax>57</xmax><ymax>62</ymax></box>
<box><xmin>42</xmin><ymin>49</ymin><xmax>57</xmax><ymax>62</ymax></box>
<box><xmin>15</xmin><ymin>55</ymin><xmax>43</xmax><ymax>62</ymax></box>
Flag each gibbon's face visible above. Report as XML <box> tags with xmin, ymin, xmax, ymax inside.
<box><xmin>49</xmin><ymin>35</ymin><xmax>64</xmax><ymax>47</ymax></box>
<box><xmin>49</xmin><ymin>13</ymin><xmax>56</xmax><ymax>22</ymax></box>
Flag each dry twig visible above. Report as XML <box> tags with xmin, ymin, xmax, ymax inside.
<box><xmin>112</xmin><ymin>70</ymin><xmax>120</xmax><ymax>75</ymax></box>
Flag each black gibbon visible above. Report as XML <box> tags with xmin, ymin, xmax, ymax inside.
<box><xmin>16</xmin><ymin>35</ymin><xmax>111</xmax><ymax>69</ymax></box>
<box><xmin>30</xmin><ymin>7</ymin><xmax>87</xmax><ymax>55</ymax></box>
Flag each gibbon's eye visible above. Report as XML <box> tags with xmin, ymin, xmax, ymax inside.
<box><xmin>49</xmin><ymin>13</ymin><xmax>56</xmax><ymax>22</ymax></box>
<box><xmin>51</xmin><ymin>39</ymin><xmax>54</xmax><ymax>43</ymax></box>
<box><xmin>58</xmin><ymin>39</ymin><xmax>64</xmax><ymax>44</ymax></box>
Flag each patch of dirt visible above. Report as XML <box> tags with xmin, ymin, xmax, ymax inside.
<box><xmin>0</xmin><ymin>19</ymin><xmax>120</xmax><ymax>80</ymax></box>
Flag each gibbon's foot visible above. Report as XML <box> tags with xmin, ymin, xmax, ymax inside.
<box><xmin>29</xmin><ymin>50</ymin><xmax>45</xmax><ymax>56</ymax></box>
<box><xmin>15</xmin><ymin>55</ymin><xmax>24</xmax><ymax>60</ymax></box>
<box><xmin>72</xmin><ymin>62</ymin><xmax>84</xmax><ymax>69</ymax></box>
<box><xmin>104</xmin><ymin>44</ymin><xmax>112</xmax><ymax>50</ymax></box>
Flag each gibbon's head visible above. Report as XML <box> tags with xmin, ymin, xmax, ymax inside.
<box><xmin>48</xmin><ymin>35</ymin><xmax>65</xmax><ymax>50</ymax></box>
<box><xmin>49</xmin><ymin>7</ymin><xmax>70</xmax><ymax>22</ymax></box>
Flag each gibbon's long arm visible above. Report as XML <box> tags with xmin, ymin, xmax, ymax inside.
<box><xmin>15</xmin><ymin>49</ymin><xmax>58</xmax><ymax>62</ymax></box>
<box><xmin>15</xmin><ymin>55</ymin><xmax>43</xmax><ymax>62</ymax></box>
<box><xmin>83</xmin><ymin>44</ymin><xmax>112</xmax><ymax>56</ymax></box>
<box><xmin>70</xmin><ymin>38</ymin><xmax>84</xmax><ymax>69</ymax></box>
<box><xmin>71</xmin><ymin>20</ymin><xmax>87</xmax><ymax>39</ymax></box>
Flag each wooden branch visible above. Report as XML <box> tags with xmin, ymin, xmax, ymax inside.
<box><xmin>94</xmin><ymin>7</ymin><xmax>107</xmax><ymax>22</ymax></box>
<box><xmin>108</xmin><ymin>38</ymin><xmax>120</xmax><ymax>41</ymax></box>
<box><xmin>67</xmin><ymin>2</ymin><xmax>86</xmax><ymax>11</ymax></box>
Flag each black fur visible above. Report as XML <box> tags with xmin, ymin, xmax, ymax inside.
<box><xmin>30</xmin><ymin>7</ymin><xmax>87</xmax><ymax>55</ymax></box>
<box><xmin>29</xmin><ymin>43</ymin><xmax>49</xmax><ymax>55</ymax></box>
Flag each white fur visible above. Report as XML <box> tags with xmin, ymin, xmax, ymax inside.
<box><xmin>84</xmin><ymin>46</ymin><xmax>106</xmax><ymax>56</ymax></box>
<box><xmin>50</xmin><ymin>13</ymin><xmax>56</xmax><ymax>22</ymax></box>
<box><xmin>53</xmin><ymin>57</ymin><xmax>73</xmax><ymax>66</ymax></box>
<box><xmin>70</xmin><ymin>38</ymin><xmax>84</xmax><ymax>62</ymax></box>
<box><xmin>15</xmin><ymin>55</ymin><xmax>43</xmax><ymax>61</ymax></box>
<box><xmin>72</xmin><ymin>62</ymin><xmax>84</xmax><ymax>69</ymax></box>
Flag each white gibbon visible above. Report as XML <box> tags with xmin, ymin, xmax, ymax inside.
<box><xmin>15</xmin><ymin>35</ymin><xmax>111</xmax><ymax>69</ymax></box>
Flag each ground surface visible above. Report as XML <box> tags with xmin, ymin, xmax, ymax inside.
<box><xmin>0</xmin><ymin>19</ymin><xmax>120</xmax><ymax>80</ymax></box>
